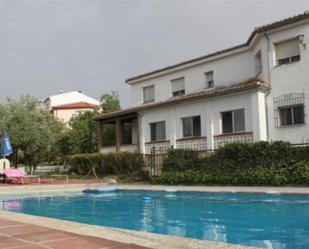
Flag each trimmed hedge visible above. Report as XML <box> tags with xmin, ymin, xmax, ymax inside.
<box><xmin>69</xmin><ymin>152</ymin><xmax>145</xmax><ymax>176</ymax></box>
<box><xmin>152</xmin><ymin>141</ymin><xmax>309</xmax><ymax>185</ymax></box>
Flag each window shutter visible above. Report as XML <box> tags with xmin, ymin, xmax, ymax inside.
<box><xmin>275</xmin><ymin>39</ymin><xmax>299</xmax><ymax>60</ymax></box>
<box><xmin>171</xmin><ymin>78</ymin><xmax>185</xmax><ymax>92</ymax></box>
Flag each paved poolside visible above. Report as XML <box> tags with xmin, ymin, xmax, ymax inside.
<box><xmin>0</xmin><ymin>218</ymin><xmax>150</xmax><ymax>249</ymax></box>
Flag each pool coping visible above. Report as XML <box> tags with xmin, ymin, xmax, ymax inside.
<box><xmin>0</xmin><ymin>183</ymin><xmax>308</xmax><ymax>195</ymax></box>
<box><xmin>1</xmin><ymin>183</ymin><xmax>308</xmax><ymax>249</ymax></box>
<box><xmin>0</xmin><ymin>210</ymin><xmax>254</xmax><ymax>249</ymax></box>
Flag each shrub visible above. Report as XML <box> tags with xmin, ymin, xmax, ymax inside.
<box><xmin>69</xmin><ymin>153</ymin><xmax>103</xmax><ymax>175</ymax></box>
<box><xmin>153</xmin><ymin>141</ymin><xmax>309</xmax><ymax>186</ymax></box>
<box><xmin>288</xmin><ymin>161</ymin><xmax>309</xmax><ymax>184</ymax></box>
<box><xmin>162</xmin><ymin>149</ymin><xmax>202</xmax><ymax>172</ymax></box>
<box><xmin>98</xmin><ymin>152</ymin><xmax>145</xmax><ymax>175</ymax></box>
<box><xmin>69</xmin><ymin>152</ymin><xmax>145</xmax><ymax>176</ymax></box>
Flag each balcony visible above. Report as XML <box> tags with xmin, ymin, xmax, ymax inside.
<box><xmin>176</xmin><ymin>136</ymin><xmax>207</xmax><ymax>151</ymax></box>
<box><xmin>213</xmin><ymin>131</ymin><xmax>254</xmax><ymax>149</ymax></box>
<box><xmin>145</xmin><ymin>140</ymin><xmax>171</xmax><ymax>154</ymax></box>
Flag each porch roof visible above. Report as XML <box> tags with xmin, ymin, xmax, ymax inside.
<box><xmin>95</xmin><ymin>78</ymin><xmax>268</xmax><ymax>121</ymax></box>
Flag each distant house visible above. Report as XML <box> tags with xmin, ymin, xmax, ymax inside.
<box><xmin>95</xmin><ymin>11</ymin><xmax>309</xmax><ymax>154</ymax></box>
<box><xmin>44</xmin><ymin>91</ymin><xmax>100</xmax><ymax>124</ymax></box>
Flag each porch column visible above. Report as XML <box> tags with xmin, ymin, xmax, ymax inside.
<box><xmin>135</xmin><ymin>117</ymin><xmax>140</xmax><ymax>149</ymax></box>
<box><xmin>251</xmin><ymin>91</ymin><xmax>267</xmax><ymax>141</ymax></box>
<box><xmin>138</xmin><ymin>114</ymin><xmax>145</xmax><ymax>154</ymax></box>
<box><xmin>116</xmin><ymin>117</ymin><xmax>122</xmax><ymax>152</ymax></box>
<box><xmin>97</xmin><ymin>121</ymin><xmax>103</xmax><ymax>152</ymax></box>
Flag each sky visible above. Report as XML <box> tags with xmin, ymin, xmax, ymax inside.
<box><xmin>0</xmin><ymin>0</ymin><xmax>309</xmax><ymax>107</ymax></box>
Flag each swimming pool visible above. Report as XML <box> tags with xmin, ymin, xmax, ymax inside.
<box><xmin>1</xmin><ymin>190</ymin><xmax>308</xmax><ymax>249</ymax></box>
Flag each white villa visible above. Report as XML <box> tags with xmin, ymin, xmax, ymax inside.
<box><xmin>44</xmin><ymin>91</ymin><xmax>100</xmax><ymax>124</ymax></box>
<box><xmin>96</xmin><ymin>11</ymin><xmax>309</xmax><ymax>154</ymax></box>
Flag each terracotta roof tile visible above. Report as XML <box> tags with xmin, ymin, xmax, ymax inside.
<box><xmin>53</xmin><ymin>102</ymin><xmax>99</xmax><ymax>109</ymax></box>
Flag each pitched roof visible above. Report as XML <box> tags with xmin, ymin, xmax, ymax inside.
<box><xmin>45</xmin><ymin>91</ymin><xmax>100</xmax><ymax>108</ymax></box>
<box><xmin>126</xmin><ymin>11</ymin><xmax>309</xmax><ymax>84</ymax></box>
<box><xmin>53</xmin><ymin>102</ymin><xmax>99</xmax><ymax>109</ymax></box>
<box><xmin>95</xmin><ymin>78</ymin><xmax>268</xmax><ymax>121</ymax></box>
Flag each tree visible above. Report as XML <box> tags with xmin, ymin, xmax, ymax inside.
<box><xmin>65</xmin><ymin>92</ymin><xmax>121</xmax><ymax>155</ymax></box>
<box><xmin>68</xmin><ymin>111</ymin><xmax>98</xmax><ymax>154</ymax></box>
<box><xmin>100</xmin><ymin>92</ymin><xmax>121</xmax><ymax>146</ymax></box>
<box><xmin>100</xmin><ymin>91</ymin><xmax>120</xmax><ymax>113</ymax></box>
<box><xmin>0</xmin><ymin>95</ymin><xmax>66</xmax><ymax>172</ymax></box>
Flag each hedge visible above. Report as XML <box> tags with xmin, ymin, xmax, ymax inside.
<box><xmin>152</xmin><ymin>141</ymin><xmax>309</xmax><ymax>185</ymax></box>
<box><xmin>69</xmin><ymin>152</ymin><xmax>145</xmax><ymax>176</ymax></box>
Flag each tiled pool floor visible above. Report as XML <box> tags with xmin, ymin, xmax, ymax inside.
<box><xmin>0</xmin><ymin>218</ymin><xmax>150</xmax><ymax>249</ymax></box>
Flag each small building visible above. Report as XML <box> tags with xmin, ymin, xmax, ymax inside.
<box><xmin>44</xmin><ymin>91</ymin><xmax>100</xmax><ymax>124</ymax></box>
<box><xmin>95</xmin><ymin>11</ymin><xmax>309</xmax><ymax>154</ymax></box>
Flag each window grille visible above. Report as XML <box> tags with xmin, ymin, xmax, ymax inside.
<box><xmin>273</xmin><ymin>93</ymin><xmax>305</xmax><ymax>127</ymax></box>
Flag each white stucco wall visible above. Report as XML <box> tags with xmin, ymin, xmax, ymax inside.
<box><xmin>53</xmin><ymin>108</ymin><xmax>94</xmax><ymax>124</ymax></box>
<box><xmin>128</xmin><ymin>19</ymin><xmax>309</xmax><ymax>148</ymax></box>
<box><xmin>139</xmin><ymin>91</ymin><xmax>261</xmax><ymax>151</ymax></box>
<box><xmin>265</xmin><ymin>22</ymin><xmax>309</xmax><ymax>143</ymax></box>
<box><xmin>130</xmin><ymin>50</ymin><xmax>255</xmax><ymax>106</ymax></box>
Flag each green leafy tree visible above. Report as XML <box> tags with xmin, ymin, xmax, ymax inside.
<box><xmin>100</xmin><ymin>92</ymin><xmax>121</xmax><ymax>146</ymax></box>
<box><xmin>68</xmin><ymin>111</ymin><xmax>98</xmax><ymax>154</ymax></box>
<box><xmin>100</xmin><ymin>91</ymin><xmax>120</xmax><ymax>113</ymax></box>
<box><xmin>1</xmin><ymin>95</ymin><xmax>66</xmax><ymax>172</ymax></box>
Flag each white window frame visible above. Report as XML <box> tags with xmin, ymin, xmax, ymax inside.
<box><xmin>221</xmin><ymin>109</ymin><xmax>245</xmax><ymax>134</ymax></box>
<box><xmin>150</xmin><ymin>121</ymin><xmax>166</xmax><ymax>141</ymax></box>
<box><xmin>279</xmin><ymin>104</ymin><xmax>305</xmax><ymax>127</ymax></box>
<box><xmin>255</xmin><ymin>50</ymin><xmax>262</xmax><ymax>75</ymax></box>
<box><xmin>171</xmin><ymin>77</ymin><xmax>185</xmax><ymax>97</ymax></box>
<box><xmin>205</xmin><ymin>71</ymin><xmax>214</xmax><ymax>88</ymax></box>
<box><xmin>143</xmin><ymin>85</ymin><xmax>155</xmax><ymax>103</ymax></box>
<box><xmin>274</xmin><ymin>38</ymin><xmax>301</xmax><ymax>67</ymax></box>
<box><xmin>181</xmin><ymin>116</ymin><xmax>201</xmax><ymax>138</ymax></box>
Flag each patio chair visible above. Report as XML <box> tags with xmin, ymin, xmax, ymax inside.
<box><xmin>3</xmin><ymin>168</ymin><xmax>41</xmax><ymax>184</ymax></box>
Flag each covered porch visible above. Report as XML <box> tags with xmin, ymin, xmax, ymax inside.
<box><xmin>96</xmin><ymin>110</ymin><xmax>140</xmax><ymax>153</ymax></box>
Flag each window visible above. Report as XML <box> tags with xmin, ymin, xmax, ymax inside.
<box><xmin>255</xmin><ymin>51</ymin><xmax>262</xmax><ymax>75</ymax></box>
<box><xmin>279</xmin><ymin>105</ymin><xmax>304</xmax><ymax>126</ymax></box>
<box><xmin>143</xmin><ymin>85</ymin><xmax>155</xmax><ymax>103</ymax></box>
<box><xmin>150</xmin><ymin>121</ymin><xmax>166</xmax><ymax>141</ymax></box>
<box><xmin>102</xmin><ymin>123</ymin><xmax>116</xmax><ymax>146</ymax></box>
<box><xmin>205</xmin><ymin>71</ymin><xmax>214</xmax><ymax>88</ymax></box>
<box><xmin>122</xmin><ymin>121</ymin><xmax>132</xmax><ymax>144</ymax></box>
<box><xmin>275</xmin><ymin>38</ymin><xmax>300</xmax><ymax>66</ymax></box>
<box><xmin>182</xmin><ymin>116</ymin><xmax>201</xmax><ymax>137</ymax></box>
<box><xmin>171</xmin><ymin>77</ymin><xmax>185</xmax><ymax>97</ymax></box>
<box><xmin>221</xmin><ymin>109</ymin><xmax>245</xmax><ymax>133</ymax></box>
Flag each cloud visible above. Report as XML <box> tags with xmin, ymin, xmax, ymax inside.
<box><xmin>0</xmin><ymin>0</ymin><xmax>308</xmax><ymax>107</ymax></box>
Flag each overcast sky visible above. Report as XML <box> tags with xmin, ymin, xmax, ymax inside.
<box><xmin>0</xmin><ymin>0</ymin><xmax>309</xmax><ymax>107</ymax></box>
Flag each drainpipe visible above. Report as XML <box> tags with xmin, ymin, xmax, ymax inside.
<box><xmin>138</xmin><ymin>113</ymin><xmax>144</xmax><ymax>154</ymax></box>
<box><xmin>263</xmin><ymin>32</ymin><xmax>271</xmax><ymax>85</ymax></box>
<box><xmin>263</xmin><ymin>32</ymin><xmax>271</xmax><ymax>141</ymax></box>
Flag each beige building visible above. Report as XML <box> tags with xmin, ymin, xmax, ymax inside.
<box><xmin>44</xmin><ymin>91</ymin><xmax>100</xmax><ymax>124</ymax></box>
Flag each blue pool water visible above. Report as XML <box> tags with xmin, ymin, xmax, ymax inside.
<box><xmin>1</xmin><ymin>190</ymin><xmax>309</xmax><ymax>249</ymax></box>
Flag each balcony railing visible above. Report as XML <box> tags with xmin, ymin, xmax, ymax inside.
<box><xmin>119</xmin><ymin>144</ymin><xmax>139</xmax><ymax>153</ymax></box>
<box><xmin>213</xmin><ymin>131</ymin><xmax>254</xmax><ymax>149</ymax></box>
<box><xmin>145</xmin><ymin>140</ymin><xmax>170</xmax><ymax>154</ymax></box>
<box><xmin>100</xmin><ymin>146</ymin><xmax>117</xmax><ymax>154</ymax></box>
<box><xmin>176</xmin><ymin>136</ymin><xmax>207</xmax><ymax>151</ymax></box>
